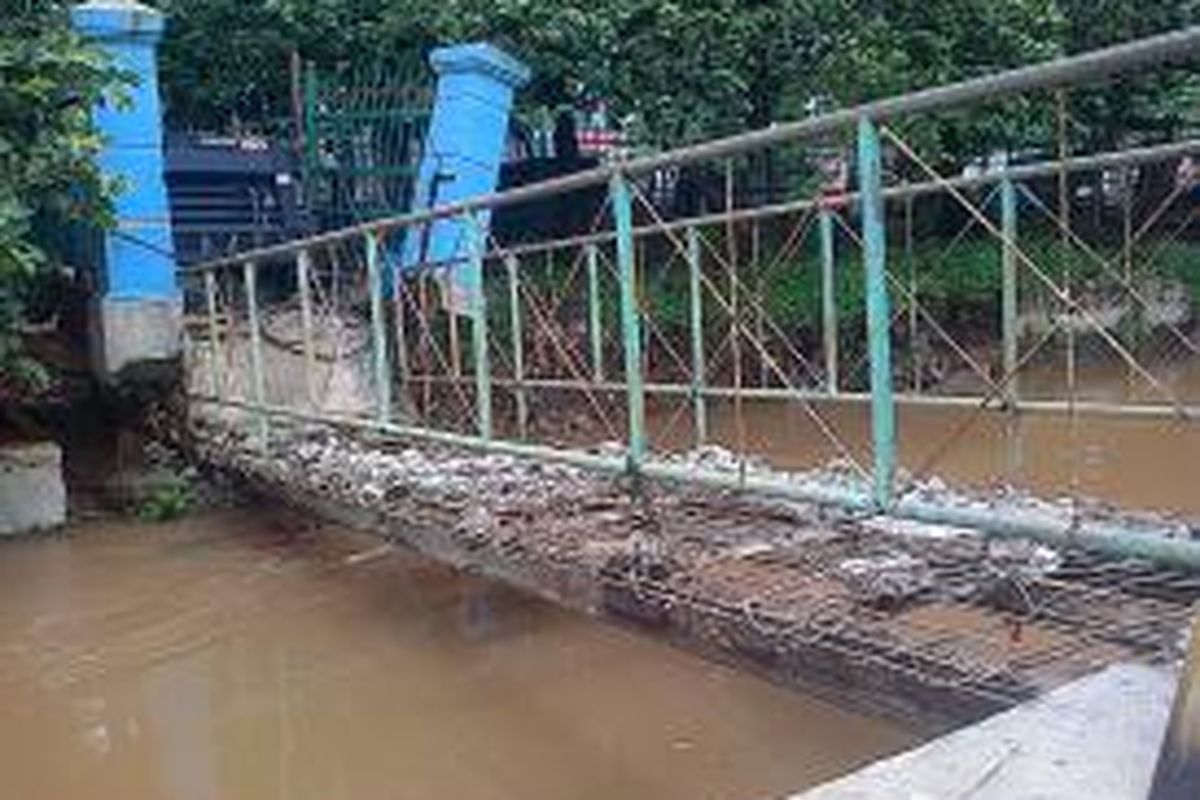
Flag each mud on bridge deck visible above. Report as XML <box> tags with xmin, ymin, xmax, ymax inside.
<box><xmin>173</xmin><ymin>410</ymin><xmax>1199</xmax><ymax>730</ymax></box>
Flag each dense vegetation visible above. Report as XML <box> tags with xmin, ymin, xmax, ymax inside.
<box><xmin>495</xmin><ymin>215</ymin><xmax>1200</xmax><ymax>391</ymax></box>
<box><xmin>151</xmin><ymin>0</ymin><xmax>1200</xmax><ymax>158</ymax></box>
<box><xmin>0</xmin><ymin>1</ymin><xmax>127</xmax><ymax>398</ymax></box>
<box><xmin>2</xmin><ymin>0</ymin><xmax>1198</xmax><ymax>400</ymax></box>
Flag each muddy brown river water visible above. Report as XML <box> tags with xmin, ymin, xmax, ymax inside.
<box><xmin>0</xmin><ymin>508</ymin><xmax>916</xmax><ymax>800</ymax></box>
<box><xmin>650</xmin><ymin>357</ymin><xmax>1200</xmax><ymax>517</ymax></box>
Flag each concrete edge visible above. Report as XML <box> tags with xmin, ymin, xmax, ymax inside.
<box><xmin>788</xmin><ymin>661</ymin><xmax>1177</xmax><ymax>800</ymax></box>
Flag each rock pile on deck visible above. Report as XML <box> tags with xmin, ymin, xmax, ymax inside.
<box><xmin>178</xmin><ymin>410</ymin><xmax>1197</xmax><ymax>729</ymax></box>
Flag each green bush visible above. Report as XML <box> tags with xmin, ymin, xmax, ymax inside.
<box><xmin>136</xmin><ymin>477</ymin><xmax>193</xmax><ymax>522</ymax></box>
<box><xmin>1</xmin><ymin>2</ymin><xmax>128</xmax><ymax>399</ymax></box>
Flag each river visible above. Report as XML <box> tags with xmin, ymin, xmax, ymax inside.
<box><xmin>650</xmin><ymin>357</ymin><xmax>1200</xmax><ymax>517</ymax></box>
<box><xmin>0</xmin><ymin>507</ymin><xmax>916</xmax><ymax>800</ymax></box>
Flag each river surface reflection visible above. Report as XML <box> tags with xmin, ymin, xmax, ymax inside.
<box><xmin>0</xmin><ymin>509</ymin><xmax>915</xmax><ymax>800</ymax></box>
<box><xmin>650</xmin><ymin>358</ymin><xmax>1200</xmax><ymax>517</ymax></box>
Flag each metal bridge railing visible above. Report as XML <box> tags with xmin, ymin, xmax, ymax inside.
<box><xmin>180</xmin><ymin>28</ymin><xmax>1200</xmax><ymax>570</ymax></box>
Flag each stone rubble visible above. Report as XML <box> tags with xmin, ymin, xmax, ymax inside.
<box><xmin>172</xmin><ymin>410</ymin><xmax>1196</xmax><ymax>724</ymax></box>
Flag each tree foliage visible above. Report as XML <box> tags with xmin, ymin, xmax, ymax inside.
<box><xmin>153</xmin><ymin>0</ymin><xmax>1199</xmax><ymax>157</ymax></box>
<box><xmin>1057</xmin><ymin>0</ymin><xmax>1200</xmax><ymax>149</ymax></box>
<box><xmin>0</xmin><ymin>0</ymin><xmax>127</xmax><ymax>395</ymax></box>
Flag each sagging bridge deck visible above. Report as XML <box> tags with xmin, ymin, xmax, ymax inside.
<box><xmin>174</xmin><ymin>30</ymin><xmax>1200</xmax><ymax>726</ymax></box>
<box><xmin>172</xmin><ymin>408</ymin><xmax>1197</xmax><ymax>730</ymax></box>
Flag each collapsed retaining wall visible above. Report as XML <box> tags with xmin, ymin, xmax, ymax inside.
<box><xmin>173</xmin><ymin>408</ymin><xmax>1198</xmax><ymax>731</ymax></box>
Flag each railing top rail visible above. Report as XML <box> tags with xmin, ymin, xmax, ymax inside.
<box><xmin>493</xmin><ymin>137</ymin><xmax>1200</xmax><ymax>259</ymax></box>
<box><xmin>180</xmin><ymin>26</ymin><xmax>1200</xmax><ymax>274</ymax></box>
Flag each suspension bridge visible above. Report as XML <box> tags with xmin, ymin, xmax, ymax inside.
<box><xmin>174</xmin><ymin>27</ymin><xmax>1200</xmax><ymax>770</ymax></box>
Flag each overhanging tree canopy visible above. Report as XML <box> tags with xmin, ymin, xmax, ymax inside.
<box><xmin>151</xmin><ymin>0</ymin><xmax>1200</xmax><ymax>159</ymax></box>
<box><xmin>0</xmin><ymin>1</ymin><xmax>127</xmax><ymax>394</ymax></box>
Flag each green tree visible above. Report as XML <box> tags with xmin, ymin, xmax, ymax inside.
<box><xmin>153</xmin><ymin>0</ymin><xmax>298</xmax><ymax>131</ymax></box>
<box><xmin>0</xmin><ymin>0</ymin><xmax>128</xmax><ymax>397</ymax></box>
<box><xmin>153</xmin><ymin>0</ymin><xmax>399</xmax><ymax>131</ymax></box>
<box><xmin>1057</xmin><ymin>0</ymin><xmax>1200</xmax><ymax>149</ymax></box>
<box><xmin>151</xmin><ymin>0</ymin><xmax>1200</xmax><ymax>166</ymax></box>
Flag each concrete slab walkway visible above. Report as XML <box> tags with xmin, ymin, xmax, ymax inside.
<box><xmin>790</xmin><ymin>663</ymin><xmax>1176</xmax><ymax>800</ymax></box>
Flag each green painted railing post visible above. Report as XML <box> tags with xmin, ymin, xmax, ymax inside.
<box><xmin>857</xmin><ymin>117</ymin><xmax>895</xmax><ymax>509</ymax></box>
<box><xmin>302</xmin><ymin>61</ymin><xmax>318</xmax><ymax>189</ymax></box>
<box><xmin>203</xmin><ymin>268</ymin><xmax>222</xmax><ymax>398</ymax></box>
<box><xmin>687</xmin><ymin>225</ymin><xmax>708</xmax><ymax>445</ymax></box>
<box><xmin>393</xmin><ymin>272</ymin><xmax>411</xmax><ymax>392</ymax></box>
<box><xmin>610</xmin><ymin>172</ymin><xmax>646</xmax><ymax>472</ymax></box>
<box><xmin>1000</xmin><ymin>176</ymin><xmax>1019</xmax><ymax>406</ymax></box>
<box><xmin>465</xmin><ymin>212</ymin><xmax>493</xmax><ymax>439</ymax></box>
<box><xmin>819</xmin><ymin>207</ymin><xmax>839</xmax><ymax>394</ymax></box>
<box><xmin>242</xmin><ymin>260</ymin><xmax>269</xmax><ymax>448</ymax></box>
<box><xmin>586</xmin><ymin>243</ymin><xmax>604</xmax><ymax>383</ymax></box>
<box><xmin>297</xmin><ymin>248</ymin><xmax>318</xmax><ymax>409</ymax></box>
<box><xmin>365</xmin><ymin>231</ymin><xmax>392</xmax><ymax>424</ymax></box>
<box><xmin>504</xmin><ymin>252</ymin><xmax>527</xmax><ymax>439</ymax></box>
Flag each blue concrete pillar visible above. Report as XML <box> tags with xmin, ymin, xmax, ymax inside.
<box><xmin>403</xmin><ymin>43</ymin><xmax>529</xmax><ymax>311</ymax></box>
<box><xmin>72</xmin><ymin>0</ymin><xmax>179</xmax><ymax>376</ymax></box>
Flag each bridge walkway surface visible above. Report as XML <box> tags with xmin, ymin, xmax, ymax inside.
<box><xmin>167</xmin><ymin>29</ymin><xmax>1200</xmax><ymax>794</ymax></box>
<box><xmin>168</xmin><ymin>406</ymin><xmax>1198</xmax><ymax>734</ymax></box>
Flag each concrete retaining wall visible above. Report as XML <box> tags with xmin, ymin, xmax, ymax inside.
<box><xmin>791</xmin><ymin>662</ymin><xmax>1175</xmax><ymax>800</ymax></box>
<box><xmin>0</xmin><ymin>442</ymin><xmax>66</xmax><ymax>536</ymax></box>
